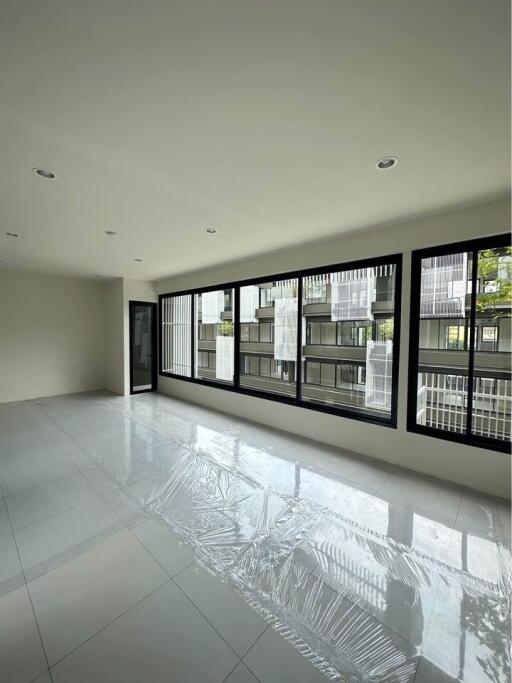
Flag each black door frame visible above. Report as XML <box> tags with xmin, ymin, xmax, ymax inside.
<box><xmin>129</xmin><ymin>300</ymin><xmax>158</xmax><ymax>395</ymax></box>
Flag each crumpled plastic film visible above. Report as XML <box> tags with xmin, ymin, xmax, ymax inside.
<box><xmin>81</xmin><ymin>397</ymin><xmax>511</xmax><ymax>682</ymax></box>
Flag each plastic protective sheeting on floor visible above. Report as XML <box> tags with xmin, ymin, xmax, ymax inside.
<box><xmin>51</xmin><ymin>395</ymin><xmax>511</xmax><ymax>683</ymax></box>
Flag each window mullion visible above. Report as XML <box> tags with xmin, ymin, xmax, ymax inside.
<box><xmin>296</xmin><ymin>276</ymin><xmax>303</xmax><ymax>404</ymax></box>
<box><xmin>466</xmin><ymin>250</ymin><xmax>478</xmax><ymax>436</ymax></box>
<box><xmin>191</xmin><ymin>293</ymin><xmax>195</xmax><ymax>380</ymax></box>
<box><xmin>234</xmin><ymin>286</ymin><xmax>240</xmax><ymax>389</ymax></box>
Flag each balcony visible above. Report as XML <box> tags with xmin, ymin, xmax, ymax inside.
<box><xmin>371</xmin><ymin>299</ymin><xmax>394</xmax><ymax>316</ymax></box>
<box><xmin>303</xmin><ymin>345</ymin><xmax>367</xmax><ymax>362</ymax></box>
<box><xmin>418</xmin><ymin>348</ymin><xmax>511</xmax><ymax>379</ymax></box>
<box><xmin>240</xmin><ymin>341</ymin><xmax>274</xmax><ymax>355</ymax></box>
<box><xmin>197</xmin><ymin>339</ymin><xmax>216</xmax><ymax>351</ymax></box>
<box><xmin>255</xmin><ymin>306</ymin><xmax>275</xmax><ymax>318</ymax></box>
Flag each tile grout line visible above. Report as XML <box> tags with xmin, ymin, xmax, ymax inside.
<box><xmin>35</xmin><ymin>432</ymin><xmax>253</xmax><ymax>676</ymax></box>
<box><xmin>39</xmin><ymin>396</ymin><xmax>415</xmax><ymax>681</ymax></box>
<box><xmin>168</xmin><ymin>573</ymin><xmax>245</xmax><ymax>667</ymax></box>
<box><xmin>46</xmin><ymin>577</ymin><xmax>172</xmax><ymax>673</ymax></box>
<box><xmin>14</xmin><ymin>440</ymin><xmax>181</xmax><ymax>677</ymax></box>
<box><xmin>118</xmin><ymin>505</ymin><xmax>251</xmax><ymax>669</ymax></box>
<box><xmin>51</xmin><ymin>412</ymin><xmax>260</xmax><ymax>674</ymax></box>
<box><xmin>5</xmin><ymin>418</ymin><xmax>137</xmax><ymax>588</ymax></box>
<box><xmin>0</xmin><ymin>463</ymin><xmax>84</xmax><ymax>500</ymax></box>
<box><xmin>237</xmin><ymin>623</ymin><xmax>270</xmax><ymax>681</ymax></box>
<box><xmin>0</xmin><ymin>479</ymin><xmax>55</xmax><ymax>683</ymax></box>
<box><xmin>221</xmin><ymin>658</ymin><xmax>264</xmax><ymax>683</ymax></box>
<box><xmin>9</xmin><ymin>487</ymin><xmax>105</xmax><ymax>534</ymax></box>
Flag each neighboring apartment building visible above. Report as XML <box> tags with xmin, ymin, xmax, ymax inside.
<box><xmin>163</xmin><ymin>246</ymin><xmax>511</xmax><ymax>443</ymax></box>
<box><xmin>416</xmin><ymin>247</ymin><xmax>511</xmax><ymax>442</ymax></box>
<box><xmin>195</xmin><ymin>265</ymin><xmax>396</xmax><ymax>421</ymax></box>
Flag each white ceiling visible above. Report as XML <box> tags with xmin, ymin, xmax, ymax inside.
<box><xmin>0</xmin><ymin>0</ymin><xmax>509</xmax><ymax>281</ymax></box>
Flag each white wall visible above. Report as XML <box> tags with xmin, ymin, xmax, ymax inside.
<box><xmin>105</xmin><ymin>278</ymin><xmax>125</xmax><ymax>395</ymax></box>
<box><xmin>0</xmin><ymin>270</ymin><xmax>107</xmax><ymax>402</ymax></box>
<box><xmin>154</xmin><ymin>197</ymin><xmax>511</xmax><ymax>499</ymax></box>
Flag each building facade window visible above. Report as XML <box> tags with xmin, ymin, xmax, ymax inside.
<box><xmin>239</xmin><ymin>278</ymin><xmax>298</xmax><ymax>398</ymax></box>
<box><xmin>160</xmin><ymin>253</ymin><xmax>401</xmax><ymax>427</ymax></box>
<box><xmin>408</xmin><ymin>234</ymin><xmax>511</xmax><ymax>451</ymax></box>
<box><xmin>445</xmin><ymin>325</ymin><xmax>466</xmax><ymax>350</ymax></box>
<box><xmin>301</xmin><ymin>263</ymin><xmax>398</xmax><ymax>420</ymax></box>
<box><xmin>195</xmin><ymin>289</ymin><xmax>234</xmax><ymax>384</ymax></box>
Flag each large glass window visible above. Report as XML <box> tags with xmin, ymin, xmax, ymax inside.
<box><xmin>160</xmin><ymin>255</ymin><xmax>401</xmax><ymax>427</ymax></box>
<box><xmin>161</xmin><ymin>293</ymin><xmax>192</xmax><ymax>377</ymax></box>
<box><xmin>195</xmin><ymin>289</ymin><xmax>234</xmax><ymax>384</ymax></box>
<box><xmin>239</xmin><ymin>279</ymin><xmax>298</xmax><ymax>398</ymax></box>
<box><xmin>409</xmin><ymin>235</ymin><xmax>511</xmax><ymax>450</ymax></box>
<box><xmin>471</xmin><ymin>246</ymin><xmax>511</xmax><ymax>442</ymax></box>
<box><xmin>301</xmin><ymin>263</ymin><xmax>397</xmax><ymax>420</ymax></box>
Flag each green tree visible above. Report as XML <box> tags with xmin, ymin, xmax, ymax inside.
<box><xmin>217</xmin><ymin>320</ymin><xmax>233</xmax><ymax>336</ymax></box>
<box><xmin>378</xmin><ymin>319</ymin><xmax>394</xmax><ymax>341</ymax></box>
<box><xmin>476</xmin><ymin>247</ymin><xmax>512</xmax><ymax>320</ymax></box>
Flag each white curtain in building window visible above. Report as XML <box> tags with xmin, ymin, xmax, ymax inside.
<box><xmin>420</xmin><ymin>253</ymin><xmax>467</xmax><ymax>318</ymax></box>
<box><xmin>201</xmin><ymin>291</ymin><xmax>224</xmax><ymax>323</ymax></box>
<box><xmin>274</xmin><ymin>297</ymin><xmax>297</xmax><ymax>360</ymax></box>
<box><xmin>331</xmin><ymin>269</ymin><xmax>375</xmax><ymax>321</ymax></box>
<box><xmin>240</xmin><ymin>285</ymin><xmax>259</xmax><ymax>322</ymax></box>
<box><xmin>216</xmin><ymin>335</ymin><xmax>234</xmax><ymax>381</ymax></box>
<box><xmin>365</xmin><ymin>340</ymin><xmax>393</xmax><ymax>411</ymax></box>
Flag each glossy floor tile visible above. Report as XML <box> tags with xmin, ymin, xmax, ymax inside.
<box><xmin>0</xmin><ymin>585</ymin><xmax>47</xmax><ymax>683</ymax></box>
<box><xmin>28</xmin><ymin>530</ymin><xmax>169</xmax><ymax>665</ymax></box>
<box><xmin>0</xmin><ymin>390</ymin><xmax>509</xmax><ymax>682</ymax></box>
<box><xmin>174</xmin><ymin>563</ymin><xmax>268</xmax><ymax>657</ymax></box>
<box><xmin>6</xmin><ymin>472</ymin><xmax>98</xmax><ymax>530</ymax></box>
<box><xmin>50</xmin><ymin>581</ymin><xmax>238</xmax><ymax>683</ymax></box>
<box><xmin>15</xmin><ymin>496</ymin><xmax>123</xmax><ymax>581</ymax></box>
<box><xmin>224</xmin><ymin>662</ymin><xmax>260</xmax><ymax>683</ymax></box>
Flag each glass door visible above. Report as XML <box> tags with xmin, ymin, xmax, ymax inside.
<box><xmin>129</xmin><ymin>301</ymin><xmax>157</xmax><ymax>394</ymax></box>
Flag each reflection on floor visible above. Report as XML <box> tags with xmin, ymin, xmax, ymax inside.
<box><xmin>0</xmin><ymin>391</ymin><xmax>510</xmax><ymax>683</ymax></box>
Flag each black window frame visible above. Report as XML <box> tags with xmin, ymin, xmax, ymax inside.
<box><xmin>407</xmin><ymin>233</ymin><xmax>511</xmax><ymax>453</ymax></box>
<box><xmin>159</xmin><ymin>252</ymin><xmax>402</xmax><ymax>428</ymax></box>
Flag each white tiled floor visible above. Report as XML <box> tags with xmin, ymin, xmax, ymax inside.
<box><xmin>0</xmin><ymin>391</ymin><xmax>510</xmax><ymax>682</ymax></box>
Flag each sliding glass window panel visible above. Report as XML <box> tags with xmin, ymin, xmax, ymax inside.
<box><xmin>239</xmin><ymin>279</ymin><xmax>298</xmax><ymax>397</ymax></box>
<box><xmin>471</xmin><ymin>246</ymin><xmax>511</xmax><ymax>442</ymax></box>
<box><xmin>161</xmin><ymin>294</ymin><xmax>192</xmax><ymax>377</ymax></box>
<box><xmin>409</xmin><ymin>234</ymin><xmax>511</xmax><ymax>450</ymax></box>
<box><xmin>194</xmin><ymin>289</ymin><xmax>234</xmax><ymax>384</ymax></box>
<box><xmin>301</xmin><ymin>263</ymin><xmax>397</xmax><ymax>419</ymax></box>
<box><xmin>415</xmin><ymin>251</ymin><xmax>472</xmax><ymax>434</ymax></box>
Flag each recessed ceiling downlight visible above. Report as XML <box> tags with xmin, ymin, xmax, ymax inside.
<box><xmin>5</xmin><ymin>232</ymin><xmax>20</xmax><ymax>237</ymax></box>
<box><xmin>33</xmin><ymin>167</ymin><xmax>56</xmax><ymax>179</ymax></box>
<box><xmin>205</xmin><ymin>228</ymin><xmax>218</xmax><ymax>235</ymax></box>
<box><xmin>376</xmin><ymin>156</ymin><xmax>398</xmax><ymax>170</ymax></box>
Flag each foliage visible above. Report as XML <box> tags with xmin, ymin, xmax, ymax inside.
<box><xmin>378</xmin><ymin>319</ymin><xmax>394</xmax><ymax>341</ymax></box>
<box><xmin>476</xmin><ymin>248</ymin><xmax>512</xmax><ymax>320</ymax></box>
<box><xmin>218</xmin><ymin>320</ymin><xmax>234</xmax><ymax>336</ymax></box>
<box><xmin>464</xmin><ymin>593</ymin><xmax>510</xmax><ymax>683</ymax></box>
